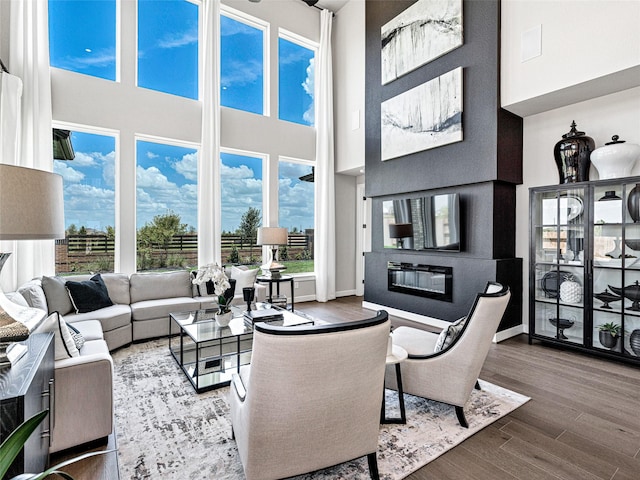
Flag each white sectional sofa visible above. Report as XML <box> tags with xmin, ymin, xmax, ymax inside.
<box><xmin>17</xmin><ymin>268</ymin><xmax>266</xmax><ymax>351</ymax></box>
<box><xmin>10</xmin><ymin>267</ymin><xmax>265</xmax><ymax>453</ymax></box>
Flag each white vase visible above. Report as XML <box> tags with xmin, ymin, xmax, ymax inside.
<box><xmin>591</xmin><ymin>135</ymin><xmax>640</xmax><ymax>179</ymax></box>
<box><xmin>215</xmin><ymin>311</ymin><xmax>232</xmax><ymax>327</ymax></box>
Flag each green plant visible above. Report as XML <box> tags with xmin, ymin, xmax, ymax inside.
<box><xmin>598</xmin><ymin>322</ymin><xmax>621</xmax><ymax>336</ymax></box>
<box><xmin>0</xmin><ymin>410</ymin><xmax>110</xmax><ymax>480</ymax></box>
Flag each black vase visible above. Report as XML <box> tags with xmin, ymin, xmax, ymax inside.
<box><xmin>630</xmin><ymin>329</ymin><xmax>640</xmax><ymax>356</ymax></box>
<box><xmin>627</xmin><ymin>184</ymin><xmax>640</xmax><ymax>223</ymax></box>
<box><xmin>553</xmin><ymin>121</ymin><xmax>595</xmax><ymax>184</ymax></box>
<box><xmin>598</xmin><ymin>331</ymin><xmax>618</xmax><ymax>349</ymax></box>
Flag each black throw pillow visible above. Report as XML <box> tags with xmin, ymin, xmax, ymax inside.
<box><xmin>65</xmin><ymin>274</ymin><xmax>114</xmax><ymax>314</ymax></box>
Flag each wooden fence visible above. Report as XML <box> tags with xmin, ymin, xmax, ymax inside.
<box><xmin>55</xmin><ymin>233</ymin><xmax>313</xmax><ymax>273</ymax></box>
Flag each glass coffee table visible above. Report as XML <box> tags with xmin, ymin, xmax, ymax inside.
<box><xmin>169</xmin><ymin>303</ymin><xmax>313</xmax><ymax>393</ymax></box>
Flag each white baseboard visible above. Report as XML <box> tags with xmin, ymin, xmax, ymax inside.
<box><xmin>294</xmin><ymin>294</ymin><xmax>316</xmax><ymax>303</ymax></box>
<box><xmin>336</xmin><ymin>289</ymin><xmax>356</xmax><ymax>298</ymax></box>
<box><xmin>363</xmin><ymin>300</ymin><xmax>525</xmax><ymax>343</ymax></box>
<box><xmin>494</xmin><ymin>324</ymin><xmax>524</xmax><ymax>342</ymax></box>
<box><xmin>362</xmin><ymin>301</ymin><xmax>450</xmax><ymax>330</ymax></box>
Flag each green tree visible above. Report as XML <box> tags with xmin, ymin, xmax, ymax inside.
<box><xmin>137</xmin><ymin>211</ymin><xmax>188</xmax><ymax>268</ymax></box>
<box><xmin>79</xmin><ymin>226</ymin><xmax>87</xmax><ymax>235</ymax></box>
<box><xmin>66</xmin><ymin>224</ymin><xmax>78</xmax><ymax>236</ymax></box>
<box><xmin>105</xmin><ymin>225</ymin><xmax>115</xmax><ymax>239</ymax></box>
<box><xmin>237</xmin><ymin>207</ymin><xmax>261</xmax><ymax>264</ymax></box>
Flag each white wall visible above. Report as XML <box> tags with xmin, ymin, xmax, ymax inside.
<box><xmin>501</xmin><ymin>0</ymin><xmax>640</xmax><ymax>117</ymax></box>
<box><xmin>333</xmin><ymin>0</ymin><xmax>365</xmax><ymax>175</ymax></box>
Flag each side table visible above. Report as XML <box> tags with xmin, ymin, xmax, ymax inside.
<box><xmin>256</xmin><ymin>275</ymin><xmax>295</xmax><ymax>311</ymax></box>
<box><xmin>381</xmin><ymin>344</ymin><xmax>407</xmax><ymax>424</ymax></box>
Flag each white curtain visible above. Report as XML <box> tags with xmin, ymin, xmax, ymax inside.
<box><xmin>198</xmin><ymin>0</ymin><xmax>221</xmax><ymax>267</ymax></box>
<box><xmin>314</xmin><ymin>9</ymin><xmax>335</xmax><ymax>302</ymax></box>
<box><xmin>1</xmin><ymin>0</ymin><xmax>54</xmax><ymax>291</ymax></box>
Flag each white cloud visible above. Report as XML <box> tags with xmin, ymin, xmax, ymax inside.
<box><xmin>158</xmin><ymin>28</ymin><xmax>198</xmax><ymax>49</ymax></box>
<box><xmin>302</xmin><ymin>58</ymin><xmax>315</xmax><ymax>124</ymax></box>
<box><xmin>54</xmin><ymin>162</ymin><xmax>85</xmax><ymax>183</ymax></box>
<box><xmin>60</xmin><ymin>49</ymin><xmax>115</xmax><ymax>70</ymax></box>
<box><xmin>220</xmin><ymin>164</ymin><xmax>263</xmax><ymax>232</ymax></box>
<box><xmin>146</xmin><ymin>151</ymin><xmax>159</xmax><ymax>159</ymax></box>
<box><xmin>71</xmin><ymin>151</ymin><xmax>96</xmax><ymax>167</ymax></box>
<box><xmin>221</xmin><ymin>59</ymin><xmax>262</xmax><ymax>88</ymax></box>
<box><xmin>174</xmin><ymin>152</ymin><xmax>198</xmax><ymax>181</ymax></box>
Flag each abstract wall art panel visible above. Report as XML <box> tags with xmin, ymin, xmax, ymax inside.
<box><xmin>381</xmin><ymin>0</ymin><xmax>463</xmax><ymax>85</ymax></box>
<box><xmin>381</xmin><ymin>66</ymin><xmax>463</xmax><ymax>161</ymax></box>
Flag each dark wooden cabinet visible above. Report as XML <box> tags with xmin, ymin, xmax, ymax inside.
<box><xmin>0</xmin><ymin>332</ymin><xmax>54</xmax><ymax>477</ymax></box>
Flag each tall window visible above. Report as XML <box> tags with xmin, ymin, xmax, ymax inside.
<box><xmin>221</xmin><ymin>151</ymin><xmax>263</xmax><ymax>265</ymax></box>
<box><xmin>278</xmin><ymin>32</ymin><xmax>315</xmax><ymax>126</ymax></box>
<box><xmin>278</xmin><ymin>159</ymin><xmax>314</xmax><ymax>273</ymax></box>
<box><xmin>220</xmin><ymin>10</ymin><xmax>267</xmax><ymax>115</ymax></box>
<box><xmin>54</xmin><ymin>130</ymin><xmax>116</xmax><ymax>274</ymax></box>
<box><xmin>137</xmin><ymin>0</ymin><xmax>198</xmax><ymax>99</ymax></box>
<box><xmin>136</xmin><ymin>140</ymin><xmax>198</xmax><ymax>271</ymax></box>
<box><xmin>49</xmin><ymin>0</ymin><xmax>117</xmax><ymax>81</ymax></box>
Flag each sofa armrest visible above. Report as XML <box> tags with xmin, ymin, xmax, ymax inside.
<box><xmin>50</xmin><ymin>348</ymin><xmax>114</xmax><ymax>453</ymax></box>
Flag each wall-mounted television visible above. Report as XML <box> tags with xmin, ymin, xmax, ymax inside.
<box><xmin>383</xmin><ymin>193</ymin><xmax>461</xmax><ymax>252</ymax></box>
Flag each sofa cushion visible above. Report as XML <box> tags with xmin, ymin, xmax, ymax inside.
<box><xmin>65</xmin><ymin>304</ymin><xmax>131</xmax><ymax>333</ymax></box>
<box><xmin>129</xmin><ymin>270</ymin><xmax>192</xmax><ymax>303</ymax></box>
<box><xmin>230</xmin><ymin>265</ymin><xmax>259</xmax><ymax>291</ymax></box>
<box><xmin>130</xmin><ymin>297</ymin><xmax>201</xmax><ymax>322</ymax></box>
<box><xmin>17</xmin><ymin>279</ymin><xmax>48</xmax><ymax>311</ymax></box>
<box><xmin>41</xmin><ymin>276</ymin><xmax>74</xmax><ymax>316</ymax></box>
<box><xmin>32</xmin><ymin>312</ymin><xmax>79</xmax><ymax>360</ymax></box>
<box><xmin>5</xmin><ymin>291</ymin><xmax>28</xmax><ymax>307</ymax></box>
<box><xmin>66</xmin><ymin>274</ymin><xmax>114</xmax><ymax>314</ymax></box>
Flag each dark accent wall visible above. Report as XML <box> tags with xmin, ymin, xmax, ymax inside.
<box><xmin>364</xmin><ymin>0</ymin><xmax>523</xmax><ymax>331</ymax></box>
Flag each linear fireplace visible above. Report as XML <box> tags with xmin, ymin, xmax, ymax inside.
<box><xmin>387</xmin><ymin>262</ymin><xmax>453</xmax><ymax>302</ymax></box>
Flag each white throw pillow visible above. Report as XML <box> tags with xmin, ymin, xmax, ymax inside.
<box><xmin>230</xmin><ymin>266</ymin><xmax>259</xmax><ymax>290</ymax></box>
<box><xmin>434</xmin><ymin>316</ymin><xmax>467</xmax><ymax>353</ymax></box>
<box><xmin>33</xmin><ymin>312</ymin><xmax>80</xmax><ymax>360</ymax></box>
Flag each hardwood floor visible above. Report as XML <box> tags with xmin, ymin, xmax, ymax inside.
<box><xmin>52</xmin><ymin>296</ymin><xmax>640</xmax><ymax>479</ymax></box>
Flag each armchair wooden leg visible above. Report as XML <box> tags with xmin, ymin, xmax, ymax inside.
<box><xmin>455</xmin><ymin>406</ymin><xmax>469</xmax><ymax>428</ymax></box>
<box><xmin>475</xmin><ymin>380</ymin><xmax>481</xmax><ymax>390</ymax></box>
<box><xmin>367</xmin><ymin>452</ymin><xmax>380</xmax><ymax>480</ymax></box>
<box><xmin>231</xmin><ymin>427</ymin><xmax>235</xmax><ymax>440</ymax></box>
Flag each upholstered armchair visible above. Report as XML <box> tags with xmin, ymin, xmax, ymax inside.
<box><xmin>229</xmin><ymin>311</ymin><xmax>390</xmax><ymax>480</ymax></box>
<box><xmin>385</xmin><ymin>282</ymin><xmax>510</xmax><ymax>428</ymax></box>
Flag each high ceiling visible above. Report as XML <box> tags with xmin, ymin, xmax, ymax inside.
<box><xmin>316</xmin><ymin>0</ymin><xmax>350</xmax><ymax>13</ymax></box>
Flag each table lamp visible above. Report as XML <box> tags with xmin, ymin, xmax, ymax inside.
<box><xmin>0</xmin><ymin>164</ymin><xmax>65</xmax><ymax>364</ymax></box>
<box><xmin>257</xmin><ymin>227</ymin><xmax>288</xmax><ymax>279</ymax></box>
<box><xmin>388</xmin><ymin>223</ymin><xmax>413</xmax><ymax>249</ymax></box>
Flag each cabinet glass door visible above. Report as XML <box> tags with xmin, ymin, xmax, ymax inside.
<box><xmin>532</xmin><ymin>187</ymin><xmax>586</xmax><ymax>345</ymax></box>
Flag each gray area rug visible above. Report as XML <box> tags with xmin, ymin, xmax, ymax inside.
<box><xmin>113</xmin><ymin>338</ymin><xmax>529</xmax><ymax>480</ymax></box>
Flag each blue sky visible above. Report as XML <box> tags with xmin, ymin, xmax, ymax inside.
<box><xmin>49</xmin><ymin>0</ymin><xmax>315</xmax><ymax>235</ymax></box>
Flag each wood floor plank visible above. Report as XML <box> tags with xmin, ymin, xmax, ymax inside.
<box><xmin>500</xmin><ymin>436</ymin><xmax>604</xmax><ymax>480</ymax></box>
<box><xmin>501</xmin><ymin>418</ymin><xmax>618</xmax><ymax>479</ymax></box>
<box><xmin>557</xmin><ymin>430</ymin><xmax>640</xmax><ymax>479</ymax></box>
<box><xmin>569</xmin><ymin>412</ymin><xmax>640</xmax><ymax>458</ymax></box>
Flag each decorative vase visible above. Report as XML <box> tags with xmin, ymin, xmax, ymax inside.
<box><xmin>215</xmin><ymin>310</ymin><xmax>232</xmax><ymax>327</ymax></box>
<box><xmin>559</xmin><ymin>275</ymin><xmax>582</xmax><ymax>304</ymax></box>
<box><xmin>591</xmin><ymin>135</ymin><xmax>640</xmax><ymax>179</ymax></box>
<box><xmin>598</xmin><ymin>331</ymin><xmax>618</xmax><ymax>349</ymax></box>
<box><xmin>553</xmin><ymin>121</ymin><xmax>595</xmax><ymax>184</ymax></box>
<box><xmin>627</xmin><ymin>184</ymin><xmax>640</xmax><ymax>223</ymax></box>
<box><xmin>630</xmin><ymin>329</ymin><xmax>640</xmax><ymax>356</ymax></box>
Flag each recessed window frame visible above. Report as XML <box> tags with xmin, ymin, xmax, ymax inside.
<box><xmin>135</xmin><ymin>0</ymin><xmax>200</xmax><ymax>99</ymax></box>
<box><xmin>277</xmin><ymin>28</ymin><xmax>318</xmax><ymax>127</ymax></box>
<box><xmin>220</xmin><ymin>4</ymin><xmax>270</xmax><ymax>117</ymax></box>
<box><xmin>52</xmin><ymin>122</ymin><xmax>120</xmax><ymax>274</ymax></box>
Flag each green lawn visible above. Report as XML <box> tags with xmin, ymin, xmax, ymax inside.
<box><xmin>281</xmin><ymin>260</ymin><xmax>314</xmax><ymax>274</ymax></box>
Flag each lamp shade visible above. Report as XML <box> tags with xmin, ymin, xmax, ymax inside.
<box><xmin>257</xmin><ymin>227</ymin><xmax>288</xmax><ymax>246</ymax></box>
<box><xmin>388</xmin><ymin>223</ymin><xmax>413</xmax><ymax>239</ymax></box>
<box><xmin>0</xmin><ymin>164</ymin><xmax>65</xmax><ymax>240</ymax></box>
